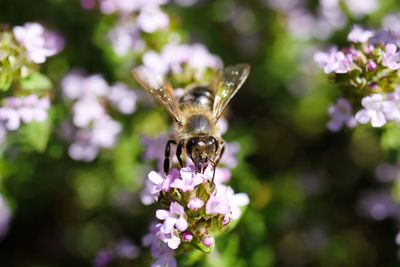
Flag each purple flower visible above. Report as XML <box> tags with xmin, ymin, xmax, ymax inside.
<box><xmin>108</xmin><ymin>20</ymin><xmax>145</xmax><ymax>56</ymax></box>
<box><xmin>148</xmin><ymin>169</ymin><xmax>179</xmax><ymax>195</ymax></box>
<box><xmin>347</xmin><ymin>25</ymin><xmax>374</xmax><ymax>43</ymax></box>
<box><xmin>108</xmin><ymin>83</ymin><xmax>137</xmax><ymax>114</ymax></box>
<box><xmin>142</xmin><ymin>43</ymin><xmax>222</xmax><ymax>79</ymax></box>
<box><xmin>0</xmin><ymin>95</ymin><xmax>50</xmax><ymax>131</ymax></box>
<box><xmin>13</xmin><ymin>22</ymin><xmax>64</xmax><ymax>64</ymax></box>
<box><xmin>99</xmin><ymin>0</ymin><xmax>138</xmax><ymax>15</ymax></box>
<box><xmin>142</xmin><ymin>223</ymin><xmax>178</xmax><ymax>264</ymax></box>
<box><xmin>170</xmin><ymin>166</ymin><xmax>204</xmax><ymax>192</ymax></box>
<box><xmin>206</xmin><ymin>184</ymin><xmax>249</xmax><ymax>220</ymax></box>
<box><xmin>355</xmin><ymin>94</ymin><xmax>390</xmax><ymax>127</ymax></box>
<box><xmin>68</xmin><ymin>140</ymin><xmax>99</xmax><ymax>162</ymax></box>
<box><xmin>136</xmin><ymin>7</ymin><xmax>169</xmax><ymax>33</ymax></box>
<box><xmin>0</xmin><ymin>108</ymin><xmax>20</xmax><ymax>130</ymax></box>
<box><xmin>344</xmin><ymin>0</ymin><xmax>378</xmax><ymax>18</ymax></box>
<box><xmin>314</xmin><ymin>47</ymin><xmax>354</xmax><ymax>74</ymax></box>
<box><xmin>90</xmin><ymin>116</ymin><xmax>122</xmax><ymax>148</ymax></box>
<box><xmin>151</xmin><ymin>249</ymin><xmax>177</xmax><ymax>267</ymax></box>
<box><xmin>327</xmin><ymin>98</ymin><xmax>357</xmax><ymax>132</ymax></box>
<box><xmin>220</xmin><ymin>142</ymin><xmax>240</xmax><ymax>168</ymax></box>
<box><xmin>357</xmin><ymin>190</ymin><xmax>399</xmax><ymax>221</ymax></box>
<box><xmin>375</xmin><ymin>163</ymin><xmax>400</xmax><ymax>183</ymax></box>
<box><xmin>114</xmin><ymin>239</ymin><xmax>140</xmax><ymax>259</ymax></box>
<box><xmin>140</xmin><ymin>178</ymin><xmax>158</xmax><ymax>205</ymax></box>
<box><xmin>62</xmin><ymin>72</ymin><xmax>109</xmax><ymax>100</ymax></box>
<box><xmin>382</xmin><ymin>44</ymin><xmax>400</xmax><ymax>70</ymax></box>
<box><xmin>187</xmin><ymin>197</ymin><xmax>204</xmax><ymax>211</ymax></box>
<box><xmin>206</xmin><ymin>190</ymin><xmax>230</xmax><ymax>217</ymax></box>
<box><xmin>156</xmin><ymin>229</ymin><xmax>182</xmax><ymax>250</ymax></box>
<box><xmin>72</xmin><ymin>98</ymin><xmax>105</xmax><ymax>128</ymax></box>
<box><xmin>156</xmin><ymin>202</ymin><xmax>188</xmax><ymax>234</ymax></box>
<box><xmin>93</xmin><ymin>249</ymin><xmax>114</xmax><ymax>267</ymax></box>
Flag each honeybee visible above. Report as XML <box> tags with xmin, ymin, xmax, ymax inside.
<box><xmin>132</xmin><ymin>64</ymin><xmax>250</xmax><ymax>177</ymax></box>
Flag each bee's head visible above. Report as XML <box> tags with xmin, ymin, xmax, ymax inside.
<box><xmin>186</xmin><ymin>136</ymin><xmax>218</xmax><ymax>173</ymax></box>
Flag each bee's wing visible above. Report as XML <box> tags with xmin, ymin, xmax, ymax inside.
<box><xmin>212</xmin><ymin>64</ymin><xmax>250</xmax><ymax>120</ymax></box>
<box><xmin>132</xmin><ymin>66</ymin><xmax>183</xmax><ymax>123</ymax></box>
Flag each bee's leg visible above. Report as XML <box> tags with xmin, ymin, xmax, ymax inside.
<box><xmin>176</xmin><ymin>140</ymin><xmax>184</xmax><ymax>168</ymax></box>
<box><xmin>164</xmin><ymin>140</ymin><xmax>177</xmax><ymax>175</ymax></box>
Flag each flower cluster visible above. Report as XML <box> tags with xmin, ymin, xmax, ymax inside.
<box><xmin>266</xmin><ymin>0</ymin><xmax>378</xmax><ymax>40</ymax></box>
<box><xmin>93</xmin><ymin>239</ymin><xmax>140</xmax><ymax>267</ymax></box>
<box><xmin>61</xmin><ymin>71</ymin><xmax>137</xmax><ymax>161</ymax></box>
<box><xmin>0</xmin><ymin>95</ymin><xmax>50</xmax><ymax>145</ymax></box>
<box><xmin>314</xmin><ymin>25</ymin><xmax>400</xmax><ymax>131</ymax></box>
<box><xmin>142</xmin><ymin>165</ymin><xmax>249</xmax><ymax>266</ymax></box>
<box><xmin>0</xmin><ymin>22</ymin><xmax>63</xmax><ymax>147</ymax></box>
<box><xmin>142</xmin><ymin>43</ymin><xmax>223</xmax><ymax>80</ymax></box>
<box><xmin>92</xmin><ymin>0</ymin><xmax>169</xmax><ymax>56</ymax></box>
<box><xmin>13</xmin><ymin>22</ymin><xmax>64</xmax><ymax>64</ymax></box>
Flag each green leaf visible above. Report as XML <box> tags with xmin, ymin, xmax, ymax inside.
<box><xmin>20</xmin><ymin>72</ymin><xmax>52</xmax><ymax>92</ymax></box>
<box><xmin>18</xmin><ymin>120</ymin><xmax>51</xmax><ymax>152</ymax></box>
<box><xmin>0</xmin><ymin>72</ymin><xmax>13</xmax><ymax>91</ymax></box>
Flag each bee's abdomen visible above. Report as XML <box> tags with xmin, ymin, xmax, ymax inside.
<box><xmin>179</xmin><ymin>86</ymin><xmax>214</xmax><ymax>110</ymax></box>
<box><xmin>185</xmin><ymin>114</ymin><xmax>213</xmax><ymax>135</ymax></box>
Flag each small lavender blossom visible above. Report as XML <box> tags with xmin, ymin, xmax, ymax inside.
<box><xmin>151</xmin><ymin>249</ymin><xmax>177</xmax><ymax>267</ymax></box>
<box><xmin>61</xmin><ymin>72</ymin><xmax>109</xmax><ymax>100</ymax></box>
<box><xmin>0</xmin><ymin>95</ymin><xmax>50</xmax><ymax>131</ymax></box>
<box><xmin>68</xmin><ymin>140</ymin><xmax>100</xmax><ymax>162</ymax></box>
<box><xmin>355</xmin><ymin>94</ymin><xmax>390</xmax><ymax>127</ymax></box>
<box><xmin>142</xmin><ymin>43</ymin><xmax>222</xmax><ymax>79</ymax></box>
<box><xmin>93</xmin><ymin>250</ymin><xmax>114</xmax><ymax>267</ymax></box>
<box><xmin>170</xmin><ymin>166</ymin><xmax>204</xmax><ymax>192</ymax></box>
<box><xmin>136</xmin><ymin>6</ymin><xmax>169</xmax><ymax>33</ymax></box>
<box><xmin>347</xmin><ymin>25</ymin><xmax>374</xmax><ymax>43</ymax></box>
<box><xmin>206</xmin><ymin>184</ymin><xmax>249</xmax><ymax>220</ymax></box>
<box><xmin>327</xmin><ymin>98</ymin><xmax>357</xmax><ymax>132</ymax></box>
<box><xmin>156</xmin><ymin>228</ymin><xmax>182</xmax><ymax>249</ymax></box>
<box><xmin>357</xmin><ymin>190</ymin><xmax>400</xmax><ymax>221</ymax></box>
<box><xmin>114</xmin><ymin>239</ymin><xmax>140</xmax><ymax>259</ymax></box>
<box><xmin>72</xmin><ymin>98</ymin><xmax>105</xmax><ymax>128</ymax></box>
<box><xmin>344</xmin><ymin>0</ymin><xmax>378</xmax><ymax>18</ymax></box>
<box><xmin>156</xmin><ymin>202</ymin><xmax>188</xmax><ymax>234</ymax></box>
<box><xmin>187</xmin><ymin>197</ymin><xmax>204</xmax><ymax>211</ymax></box>
<box><xmin>108</xmin><ymin>83</ymin><xmax>137</xmax><ymax>114</ymax></box>
<box><xmin>314</xmin><ymin>47</ymin><xmax>354</xmax><ymax>74</ymax></box>
<box><xmin>90</xmin><ymin>116</ymin><xmax>122</xmax><ymax>148</ymax></box>
<box><xmin>220</xmin><ymin>142</ymin><xmax>240</xmax><ymax>168</ymax></box>
<box><xmin>148</xmin><ymin>169</ymin><xmax>179</xmax><ymax>195</ymax></box>
<box><xmin>382</xmin><ymin>44</ymin><xmax>400</xmax><ymax>70</ymax></box>
<box><xmin>13</xmin><ymin>22</ymin><xmax>64</xmax><ymax>64</ymax></box>
<box><xmin>108</xmin><ymin>20</ymin><xmax>145</xmax><ymax>56</ymax></box>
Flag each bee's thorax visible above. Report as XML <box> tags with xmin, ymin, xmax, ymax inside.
<box><xmin>179</xmin><ymin>86</ymin><xmax>214</xmax><ymax>111</ymax></box>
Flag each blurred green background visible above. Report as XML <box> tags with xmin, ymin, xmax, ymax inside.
<box><xmin>1</xmin><ymin>0</ymin><xmax>400</xmax><ymax>266</ymax></box>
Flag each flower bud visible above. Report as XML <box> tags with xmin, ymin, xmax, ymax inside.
<box><xmin>201</xmin><ymin>236</ymin><xmax>215</xmax><ymax>248</ymax></box>
<box><xmin>367</xmin><ymin>61</ymin><xmax>377</xmax><ymax>72</ymax></box>
<box><xmin>182</xmin><ymin>231</ymin><xmax>193</xmax><ymax>242</ymax></box>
